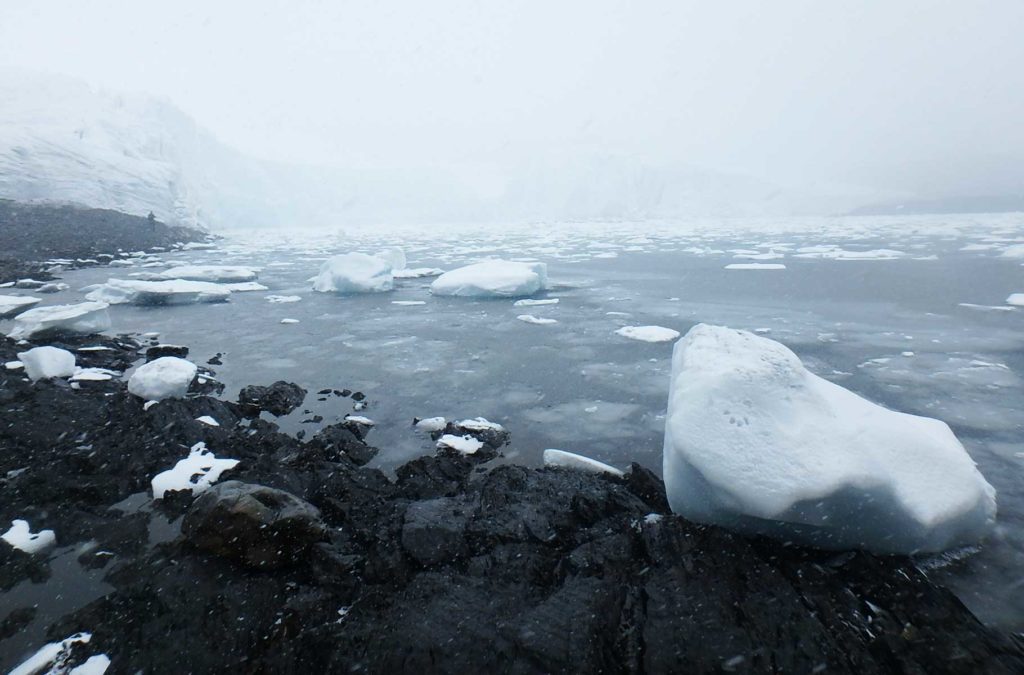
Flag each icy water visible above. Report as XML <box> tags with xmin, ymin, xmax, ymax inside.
<box><xmin>4</xmin><ymin>213</ymin><xmax>1024</xmax><ymax>633</ymax></box>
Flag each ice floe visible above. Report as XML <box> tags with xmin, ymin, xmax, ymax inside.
<box><xmin>17</xmin><ymin>346</ymin><xmax>76</xmax><ymax>380</ymax></box>
<box><xmin>266</xmin><ymin>295</ymin><xmax>302</xmax><ymax>303</ymax></box>
<box><xmin>2</xmin><ymin>518</ymin><xmax>56</xmax><ymax>554</ymax></box>
<box><xmin>159</xmin><ymin>265</ymin><xmax>258</xmax><ymax>282</ymax></box>
<box><xmin>127</xmin><ymin>357</ymin><xmax>197</xmax><ymax>400</ymax></box>
<box><xmin>1007</xmin><ymin>293</ymin><xmax>1024</xmax><ymax>307</ymax></box>
<box><xmin>312</xmin><ymin>253</ymin><xmax>394</xmax><ymax>293</ymax></box>
<box><xmin>414</xmin><ymin>416</ymin><xmax>446</xmax><ymax>432</ymax></box>
<box><xmin>543</xmin><ymin>448</ymin><xmax>624</xmax><ymax>477</ymax></box>
<box><xmin>614</xmin><ymin>325</ymin><xmax>680</xmax><ymax>343</ymax></box>
<box><xmin>151</xmin><ymin>441</ymin><xmax>239</xmax><ymax>499</ymax></box>
<box><xmin>663</xmin><ymin>324</ymin><xmax>997</xmax><ymax>553</ymax></box>
<box><xmin>431</xmin><ymin>260</ymin><xmax>547</xmax><ymax>298</ymax></box>
<box><xmin>517</xmin><ymin>314</ymin><xmax>557</xmax><ymax>325</ymax></box>
<box><xmin>85</xmin><ymin>278</ymin><xmax>230</xmax><ymax>305</ymax></box>
<box><xmin>6</xmin><ymin>301</ymin><xmax>111</xmax><ymax>339</ymax></box>
<box><xmin>513</xmin><ymin>298</ymin><xmax>558</xmax><ymax>307</ymax></box>
<box><xmin>0</xmin><ymin>294</ymin><xmax>40</xmax><ymax>317</ymax></box>
<box><xmin>393</xmin><ymin>267</ymin><xmax>445</xmax><ymax>278</ymax></box>
<box><xmin>724</xmin><ymin>263</ymin><xmax>787</xmax><ymax>270</ymax></box>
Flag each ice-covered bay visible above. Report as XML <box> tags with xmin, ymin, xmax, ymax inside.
<box><xmin>4</xmin><ymin>213</ymin><xmax>1024</xmax><ymax>628</ymax></box>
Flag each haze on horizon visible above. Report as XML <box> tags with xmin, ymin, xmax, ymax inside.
<box><xmin>2</xmin><ymin>0</ymin><xmax>1023</xmax><ymax>215</ymax></box>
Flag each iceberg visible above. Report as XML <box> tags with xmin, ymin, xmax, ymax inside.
<box><xmin>312</xmin><ymin>253</ymin><xmax>394</xmax><ymax>294</ymax></box>
<box><xmin>159</xmin><ymin>265</ymin><xmax>258</xmax><ymax>283</ymax></box>
<box><xmin>85</xmin><ymin>278</ymin><xmax>231</xmax><ymax>305</ymax></box>
<box><xmin>0</xmin><ymin>294</ymin><xmax>40</xmax><ymax>318</ymax></box>
<box><xmin>17</xmin><ymin>346</ymin><xmax>76</xmax><ymax>380</ymax></box>
<box><xmin>127</xmin><ymin>356</ymin><xmax>198</xmax><ymax>401</ymax></box>
<box><xmin>377</xmin><ymin>248</ymin><xmax>407</xmax><ymax>271</ymax></box>
<box><xmin>6</xmin><ymin>301</ymin><xmax>111</xmax><ymax>339</ymax></box>
<box><xmin>663</xmin><ymin>324</ymin><xmax>997</xmax><ymax>554</ymax></box>
<box><xmin>430</xmin><ymin>260</ymin><xmax>547</xmax><ymax>298</ymax></box>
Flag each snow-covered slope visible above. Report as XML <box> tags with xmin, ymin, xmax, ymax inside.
<box><xmin>0</xmin><ymin>69</ymin><xmax>311</xmax><ymax>229</ymax></box>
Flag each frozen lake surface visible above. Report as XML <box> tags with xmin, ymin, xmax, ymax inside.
<box><xmin>5</xmin><ymin>212</ymin><xmax>1024</xmax><ymax>630</ymax></box>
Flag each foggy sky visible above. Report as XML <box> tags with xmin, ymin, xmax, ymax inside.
<box><xmin>2</xmin><ymin>0</ymin><xmax>1023</xmax><ymax>198</ymax></box>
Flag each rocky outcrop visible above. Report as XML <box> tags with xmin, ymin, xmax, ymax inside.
<box><xmin>238</xmin><ymin>380</ymin><xmax>307</xmax><ymax>416</ymax></box>
<box><xmin>1</xmin><ymin>333</ymin><xmax>1022</xmax><ymax>673</ymax></box>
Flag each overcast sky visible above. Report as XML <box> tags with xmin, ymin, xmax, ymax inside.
<box><xmin>2</xmin><ymin>1</ymin><xmax>1022</xmax><ymax>196</ymax></box>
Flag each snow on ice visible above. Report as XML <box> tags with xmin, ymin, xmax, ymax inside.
<box><xmin>151</xmin><ymin>441</ymin><xmax>239</xmax><ymax>499</ymax></box>
<box><xmin>663</xmin><ymin>324</ymin><xmax>997</xmax><ymax>554</ymax></box>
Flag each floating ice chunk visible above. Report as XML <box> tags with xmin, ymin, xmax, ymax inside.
<box><xmin>9</xmin><ymin>632</ymin><xmax>97</xmax><ymax>675</ymax></box>
<box><xmin>71</xmin><ymin>367</ymin><xmax>118</xmax><ymax>382</ymax></box>
<box><xmin>0</xmin><ymin>294</ymin><xmax>40</xmax><ymax>318</ymax></box>
<box><xmin>5</xmin><ymin>360</ymin><xmax>24</xmax><ymax>370</ymax></box>
<box><xmin>1007</xmin><ymin>293</ymin><xmax>1024</xmax><ymax>307</ymax></box>
<box><xmin>38</xmin><ymin>282</ymin><xmax>69</xmax><ymax>293</ymax></box>
<box><xmin>127</xmin><ymin>357</ymin><xmax>197</xmax><ymax>400</ymax></box>
<box><xmin>732</xmin><ymin>250</ymin><xmax>785</xmax><ymax>260</ymax></box>
<box><xmin>196</xmin><ymin>415</ymin><xmax>220</xmax><ymax>426</ymax></box>
<box><xmin>543</xmin><ymin>449</ymin><xmax>624</xmax><ymax>477</ymax></box>
<box><xmin>7</xmin><ymin>301</ymin><xmax>111</xmax><ymax>339</ymax></box>
<box><xmin>436</xmin><ymin>434</ymin><xmax>484</xmax><ymax>454</ymax></box>
<box><xmin>456</xmin><ymin>417</ymin><xmax>505</xmax><ymax>432</ymax></box>
<box><xmin>2</xmin><ymin>519</ymin><xmax>56</xmax><ymax>554</ymax></box>
<box><xmin>663</xmin><ymin>324</ymin><xmax>997</xmax><ymax>554</ymax></box>
<box><xmin>312</xmin><ymin>253</ymin><xmax>394</xmax><ymax>293</ymax></box>
<box><xmin>392</xmin><ymin>300</ymin><xmax>427</xmax><ymax>306</ymax></box>
<box><xmin>517</xmin><ymin>314</ymin><xmax>558</xmax><ymax>325</ymax></box>
<box><xmin>393</xmin><ymin>267</ymin><xmax>445</xmax><ymax>279</ymax></box>
<box><xmin>345</xmin><ymin>415</ymin><xmax>375</xmax><ymax>426</ymax></box>
<box><xmin>159</xmin><ymin>265</ymin><xmax>258</xmax><ymax>282</ymax></box>
<box><xmin>724</xmin><ymin>263</ymin><xmax>787</xmax><ymax>270</ymax></box>
<box><xmin>514</xmin><ymin>298</ymin><xmax>558</xmax><ymax>307</ymax></box>
<box><xmin>431</xmin><ymin>260</ymin><xmax>547</xmax><ymax>298</ymax></box>
<box><xmin>378</xmin><ymin>248</ymin><xmax>407</xmax><ymax>271</ymax></box>
<box><xmin>17</xmin><ymin>346</ymin><xmax>76</xmax><ymax>380</ymax></box>
<box><xmin>221</xmin><ymin>281</ymin><xmax>269</xmax><ymax>292</ymax></box>
<box><xmin>151</xmin><ymin>441</ymin><xmax>239</xmax><ymax>499</ymax></box>
<box><xmin>266</xmin><ymin>295</ymin><xmax>302</xmax><ymax>303</ymax></box>
<box><xmin>958</xmin><ymin>303</ymin><xmax>1015</xmax><ymax>312</ymax></box>
<box><xmin>414</xmin><ymin>416</ymin><xmax>446</xmax><ymax>432</ymax></box>
<box><xmin>280</xmin><ymin>318</ymin><xmax>300</xmax><ymax>324</ymax></box>
<box><xmin>615</xmin><ymin>325</ymin><xmax>680</xmax><ymax>343</ymax></box>
<box><xmin>85</xmin><ymin>278</ymin><xmax>230</xmax><ymax>305</ymax></box>
<box><xmin>999</xmin><ymin>244</ymin><xmax>1024</xmax><ymax>258</ymax></box>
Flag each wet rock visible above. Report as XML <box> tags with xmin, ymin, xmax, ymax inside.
<box><xmin>401</xmin><ymin>497</ymin><xmax>470</xmax><ymax>566</ymax></box>
<box><xmin>238</xmin><ymin>381</ymin><xmax>306</xmax><ymax>416</ymax></box>
<box><xmin>182</xmin><ymin>481</ymin><xmax>328</xmax><ymax>569</ymax></box>
<box><xmin>307</xmin><ymin>422</ymin><xmax>379</xmax><ymax>466</ymax></box>
<box><xmin>145</xmin><ymin>344</ymin><xmax>189</xmax><ymax>361</ymax></box>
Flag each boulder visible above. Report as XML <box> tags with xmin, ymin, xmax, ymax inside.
<box><xmin>182</xmin><ymin>481</ymin><xmax>327</xmax><ymax>569</ymax></box>
<box><xmin>238</xmin><ymin>381</ymin><xmax>306</xmax><ymax>416</ymax></box>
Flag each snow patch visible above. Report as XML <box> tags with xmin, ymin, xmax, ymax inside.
<box><xmin>151</xmin><ymin>441</ymin><xmax>239</xmax><ymax>499</ymax></box>
<box><xmin>2</xmin><ymin>519</ymin><xmax>56</xmax><ymax>554</ymax></box>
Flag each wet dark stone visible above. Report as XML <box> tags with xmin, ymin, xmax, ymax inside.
<box><xmin>182</xmin><ymin>481</ymin><xmax>328</xmax><ymax>569</ymax></box>
<box><xmin>145</xmin><ymin>344</ymin><xmax>189</xmax><ymax>361</ymax></box>
<box><xmin>238</xmin><ymin>381</ymin><xmax>307</xmax><ymax>416</ymax></box>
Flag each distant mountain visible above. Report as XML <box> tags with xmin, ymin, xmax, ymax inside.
<box><xmin>0</xmin><ymin>70</ymin><xmax>892</xmax><ymax>228</ymax></box>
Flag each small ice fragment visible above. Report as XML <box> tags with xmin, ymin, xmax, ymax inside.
<box><xmin>2</xmin><ymin>519</ymin><xmax>56</xmax><ymax>553</ymax></box>
<box><xmin>151</xmin><ymin>442</ymin><xmax>239</xmax><ymax>499</ymax></box>
<box><xmin>543</xmin><ymin>449</ymin><xmax>624</xmax><ymax>477</ymax></box>
<box><xmin>196</xmin><ymin>416</ymin><xmax>220</xmax><ymax>426</ymax></box>
<box><xmin>615</xmin><ymin>325</ymin><xmax>680</xmax><ymax>343</ymax></box>
<box><xmin>436</xmin><ymin>434</ymin><xmax>484</xmax><ymax>454</ymax></box>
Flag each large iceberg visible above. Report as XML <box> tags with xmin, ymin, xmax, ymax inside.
<box><xmin>312</xmin><ymin>253</ymin><xmax>394</xmax><ymax>294</ymax></box>
<box><xmin>85</xmin><ymin>278</ymin><xmax>231</xmax><ymax>305</ymax></box>
<box><xmin>159</xmin><ymin>266</ymin><xmax>258</xmax><ymax>283</ymax></box>
<box><xmin>663</xmin><ymin>324</ymin><xmax>996</xmax><ymax>554</ymax></box>
<box><xmin>430</xmin><ymin>260</ymin><xmax>547</xmax><ymax>298</ymax></box>
<box><xmin>6</xmin><ymin>301</ymin><xmax>111</xmax><ymax>339</ymax></box>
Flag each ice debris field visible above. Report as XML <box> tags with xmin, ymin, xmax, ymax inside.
<box><xmin>2</xmin><ymin>213</ymin><xmax>1024</xmax><ymax>627</ymax></box>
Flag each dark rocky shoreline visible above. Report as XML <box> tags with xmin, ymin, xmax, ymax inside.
<box><xmin>0</xmin><ymin>200</ymin><xmax>208</xmax><ymax>283</ymax></box>
<box><xmin>2</xmin><ymin>332</ymin><xmax>1024</xmax><ymax>673</ymax></box>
